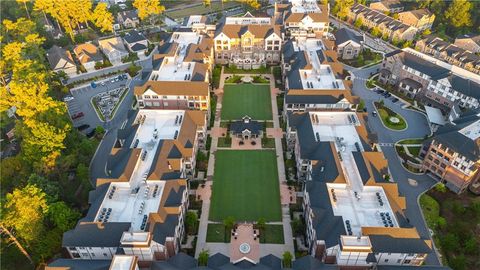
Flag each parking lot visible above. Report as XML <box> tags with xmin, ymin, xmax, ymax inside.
<box><xmin>65</xmin><ymin>74</ymin><xmax>132</xmax><ymax>134</ymax></box>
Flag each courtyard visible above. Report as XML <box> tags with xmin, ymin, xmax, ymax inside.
<box><xmin>221</xmin><ymin>84</ymin><xmax>272</xmax><ymax>121</ymax></box>
<box><xmin>209</xmin><ymin>150</ymin><xmax>282</xmax><ymax>222</ymax></box>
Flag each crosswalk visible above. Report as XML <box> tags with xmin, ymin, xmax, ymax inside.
<box><xmin>378</xmin><ymin>143</ymin><xmax>394</xmax><ymax>147</ymax></box>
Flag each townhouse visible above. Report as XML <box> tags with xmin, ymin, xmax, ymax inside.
<box><xmin>287</xmin><ymin>111</ymin><xmax>435</xmax><ymax>268</ymax></box>
<box><xmin>98</xmin><ymin>37</ymin><xmax>129</xmax><ymax>65</ymax></box>
<box><xmin>378</xmin><ymin>49</ymin><xmax>480</xmax><ymax>112</ymax></box>
<box><xmin>333</xmin><ymin>28</ymin><xmax>364</xmax><ymax>60</ymax></box>
<box><xmin>397</xmin><ymin>9</ymin><xmax>435</xmax><ymax>31</ymax></box>
<box><xmin>420</xmin><ymin>111</ymin><xmax>480</xmax><ymax>194</ymax></box>
<box><xmin>369</xmin><ymin>0</ymin><xmax>404</xmax><ymax>14</ymax></box>
<box><xmin>274</xmin><ymin>0</ymin><xmax>329</xmax><ymax>39</ymax></box>
<box><xmin>46</xmin><ymin>45</ymin><xmax>77</xmax><ymax>76</ymax></box>
<box><xmin>416</xmin><ymin>36</ymin><xmax>480</xmax><ymax>75</ymax></box>
<box><xmin>454</xmin><ymin>34</ymin><xmax>480</xmax><ymax>54</ymax></box>
<box><xmin>282</xmin><ymin>38</ymin><xmax>359</xmax><ymax>113</ymax></box>
<box><xmin>214</xmin><ymin>13</ymin><xmax>282</xmax><ymax>69</ymax></box>
<box><xmin>348</xmin><ymin>3</ymin><xmax>418</xmax><ymax>41</ymax></box>
<box><xmin>62</xmin><ymin>109</ymin><xmax>206</xmax><ymax>262</ymax></box>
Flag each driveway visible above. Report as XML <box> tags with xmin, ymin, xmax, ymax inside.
<box><xmin>349</xmin><ymin>65</ymin><xmax>441</xmax><ymax>265</ymax></box>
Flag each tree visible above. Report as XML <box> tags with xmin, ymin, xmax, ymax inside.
<box><xmin>445</xmin><ymin>0</ymin><xmax>472</xmax><ymax>29</ymax></box>
<box><xmin>203</xmin><ymin>0</ymin><xmax>211</xmax><ymax>7</ymax></box>
<box><xmin>256</xmin><ymin>217</ymin><xmax>266</xmax><ymax>242</ymax></box>
<box><xmin>416</xmin><ymin>0</ymin><xmax>432</xmax><ymax>9</ymax></box>
<box><xmin>282</xmin><ymin>251</ymin><xmax>293</xmax><ymax>268</ymax></box>
<box><xmin>133</xmin><ymin>0</ymin><xmax>165</xmax><ymax>21</ymax></box>
<box><xmin>371</xmin><ymin>26</ymin><xmax>381</xmax><ymax>37</ymax></box>
<box><xmin>223</xmin><ymin>216</ymin><xmax>236</xmax><ymax>241</ymax></box>
<box><xmin>333</xmin><ymin>0</ymin><xmax>354</xmax><ymax>20</ymax></box>
<box><xmin>449</xmin><ymin>255</ymin><xmax>466</xmax><ymax>270</ymax></box>
<box><xmin>16</xmin><ymin>0</ymin><xmax>30</xmax><ymax>19</ymax></box>
<box><xmin>185</xmin><ymin>211</ymin><xmax>198</xmax><ymax>235</ymax></box>
<box><xmin>198</xmin><ymin>249</ymin><xmax>209</xmax><ymax>266</ymax></box>
<box><xmin>320</xmin><ymin>0</ymin><xmax>328</xmax><ymax>4</ymax></box>
<box><xmin>47</xmin><ymin>201</ymin><xmax>81</xmax><ymax>231</ymax></box>
<box><xmin>91</xmin><ymin>3</ymin><xmax>114</xmax><ymax>33</ymax></box>
<box><xmin>441</xmin><ymin>233</ymin><xmax>459</xmax><ymax>253</ymax></box>
<box><xmin>354</xmin><ymin>17</ymin><xmax>363</xmax><ymax>28</ymax></box>
<box><xmin>2</xmin><ymin>185</ymin><xmax>48</xmax><ymax>245</ymax></box>
<box><xmin>27</xmin><ymin>174</ymin><xmax>59</xmax><ymax>202</ymax></box>
<box><xmin>422</xmin><ymin>29</ymin><xmax>432</xmax><ymax>36</ymax></box>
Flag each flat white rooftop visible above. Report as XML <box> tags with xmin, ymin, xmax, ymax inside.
<box><xmin>295</xmin><ymin>39</ymin><xmax>345</xmax><ymax>90</ymax></box>
<box><xmin>328</xmin><ymin>183</ymin><xmax>399</xmax><ymax>236</ymax></box>
<box><xmin>95</xmin><ymin>110</ymin><xmax>186</xmax><ymax>231</ymax></box>
<box><xmin>309</xmin><ymin>111</ymin><xmax>364</xmax><ymax>191</ymax></box>
<box><xmin>150</xmin><ymin>57</ymin><xmax>198</xmax><ymax>81</ymax></box>
<box><xmin>459</xmin><ymin>119</ymin><xmax>480</xmax><ymax>140</ymax></box>
<box><xmin>185</xmin><ymin>15</ymin><xmax>205</xmax><ymax>27</ymax></box>
<box><xmin>290</xmin><ymin>0</ymin><xmax>321</xmax><ymax>13</ymax></box>
<box><xmin>110</xmin><ymin>255</ymin><xmax>136</xmax><ymax>270</ymax></box>
<box><xmin>170</xmin><ymin>32</ymin><xmax>203</xmax><ymax>47</ymax></box>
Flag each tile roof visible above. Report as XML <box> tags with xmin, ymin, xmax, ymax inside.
<box><xmin>74</xmin><ymin>43</ymin><xmax>103</xmax><ymax>64</ymax></box>
<box><xmin>134</xmin><ymin>81</ymin><xmax>209</xmax><ymax>96</ymax></box>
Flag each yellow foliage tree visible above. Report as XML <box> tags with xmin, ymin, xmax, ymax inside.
<box><xmin>91</xmin><ymin>2</ymin><xmax>114</xmax><ymax>33</ymax></box>
<box><xmin>133</xmin><ymin>0</ymin><xmax>165</xmax><ymax>21</ymax></box>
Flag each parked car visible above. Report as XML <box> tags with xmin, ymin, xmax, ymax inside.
<box><xmin>122</xmin><ymin>74</ymin><xmax>128</xmax><ymax>80</ymax></box>
<box><xmin>63</xmin><ymin>96</ymin><xmax>74</xmax><ymax>102</ymax></box>
<box><xmin>376</xmin><ymin>89</ymin><xmax>384</xmax><ymax>94</ymax></box>
<box><xmin>363</xmin><ymin>107</ymin><xmax>367</xmax><ymax>112</ymax></box>
<box><xmin>71</xmin><ymin>112</ymin><xmax>84</xmax><ymax>120</ymax></box>
<box><xmin>101</xmin><ymin>82</ymin><xmax>106</xmax><ymax>86</ymax></box>
<box><xmin>76</xmin><ymin>124</ymin><xmax>90</xmax><ymax>131</ymax></box>
<box><xmin>372</xmin><ymin>111</ymin><xmax>377</xmax><ymax>117</ymax></box>
<box><xmin>86</xmin><ymin>129</ymin><xmax>96</xmax><ymax>138</ymax></box>
<box><xmin>91</xmin><ymin>82</ymin><xmax>97</xmax><ymax>88</ymax></box>
<box><xmin>391</xmin><ymin>97</ymin><xmax>399</xmax><ymax>103</ymax></box>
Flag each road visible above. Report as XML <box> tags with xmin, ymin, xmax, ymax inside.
<box><xmin>349</xmin><ymin>64</ymin><xmax>441</xmax><ymax>265</ymax></box>
<box><xmin>329</xmin><ymin>16</ymin><xmax>398</xmax><ymax>54</ymax></box>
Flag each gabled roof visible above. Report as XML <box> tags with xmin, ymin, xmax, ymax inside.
<box><xmin>46</xmin><ymin>45</ymin><xmax>75</xmax><ymax>70</ymax></box>
<box><xmin>215</xmin><ymin>24</ymin><xmax>281</xmax><ymax>39</ymax></box>
<box><xmin>334</xmin><ymin>28</ymin><xmax>364</xmax><ymax>47</ymax></box>
<box><xmin>124</xmin><ymin>30</ymin><xmax>147</xmax><ymax>44</ymax></box>
<box><xmin>134</xmin><ymin>81</ymin><xmax>209</xmax><ymax>96</ymax></box>
<box><xmin>62</xmin><ymin>222</ymin><xmax>130</xmax><ymax>247</ymax></box>
<box><xmin>118</xmin><ymin>10</ymin><xmax>138</xmax><ymax>21</ymax></box>
<box><xmin>98</xmin><ymin>37</ymin><xmax>128</xmax><ymax>55</ymax></box>
<box><xmin>74</xmin><ymin>43</ymin><xmax>103</xmax><ymax>64</ymax></box>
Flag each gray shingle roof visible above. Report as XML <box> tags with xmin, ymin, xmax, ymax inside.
<box><xmin>369</xmin><ymin>235</ymin><xmax>432</xmax><ymax>253</ymax></box>
<box><xmin>124</xmin><ymin>30</ymin><xmax>147</xmax><ymax>44</ymax></box>
<box><xmin>47</xmin><ymin>259</ymin><xmax>111</xmax><ymax>270</ymax></box>
<box><xmin>334</xmin><ymin>28</ymin><xmax>363</xmax><ymax>46</ymax></box>
<box><xmin>62</xmin><ymin>222</ymin><xmax>130</xmax><ymax>247</ymax></box>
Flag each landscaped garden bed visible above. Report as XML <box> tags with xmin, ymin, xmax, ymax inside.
<box><xmin>374</xmin><ymin>101</ymin><xmax>407</xmax><ymax>130</ymax></box>
<box><xmin>339</xmin><ymin>48</ymin><xmax>383</xmax><ymax>68</ymax></box>
<box><xmin>224</xmin><ymin>64</ymin><xmax>270</xmax><ymax>74</ymax></box>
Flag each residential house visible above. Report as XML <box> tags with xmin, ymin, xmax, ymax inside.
<box><xmin>398</xmin><ymin>9</ymin><xmax>435</xmax><ymax>31</ymax></box>
<box><xmin>73</xmin><ymin>43</ymin><xmax>103</xmax><ymax>72</ymax></box>
<box><xmin>134</xmin><ymin>81</ymin><xmax>210</xmax><ymax>111</ymax></box>
<box><xmin>98</xmin><ymin>37</ymin><xmax>129</xmax><ymax>65</ymax></box>
<box><xmin>286</xmin><ymin>111</ymin><xmax>433</xmax><ymax>267</ymax></box>
<box><xmin>116</xmin><ymin>10</ymin><xmax>140</xmax><ymax>29</ymax></box>
<box><xmin>416</xmin><ymin>35</ymin><xmax>480</xmax><ymax>75</ymax></box>
<box><xmin>214</xmin><ymin>13</ymin><xmax>282</xmax><ymax>69</ymax></box>
<box><xmin>46</xmin><ymin>45</ymin><xmax>77</xmax><ymax>76</ymax></box>
<box><xmin>124</xmin><ymin>30</ymin><xmax>149</xmax><ymax>58</ymax></box>
<box><xmin>454</xmin><ymin>34</ymin><xmax>480</xmax><ymax>53</ymax></box>
<box><xmin>275</xmin><ymin>0</ymin><xmax>329</xmax><ymax>39</ymax></box>
<box><xmin>334</xmin><ymin>28</ymin><xmax>364</xmax><ymax>59</ymax></box>
<box><xmin>348</xmin><ymin>3</ymin><xmax>418</xmax><ymax>41</ymax></box>
<box><xmin>282</xmin><ymin>39</ymin><xmax>359</xmax><ymax>114</ymax></box>
<box><xmin>62</xmin><ymin>109</ymin><xmax>206</xmax><ymax>262</ymax></box>
<box><xmin>378</xmin><ymin>49</ymin><xmax>480</xmax><ymax>112</ymax></box>
<box><xmin>369</xmin><ymin>0</ymin><xmax>404</xmax><ymax>13</ymax></box>
<box><xmin>420</xmin><ymin>110</ymin><xmax>480</xmax><ymax>194</ymax></box>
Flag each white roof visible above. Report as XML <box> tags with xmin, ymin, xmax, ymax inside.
<box><xmin>289</xmin><ymin>0</ymin><xmax>321</xmax><ymax>13</ymax></box>
<box><xmin>110</xmin><ymin>255</ymin><xmax>136</xmax><ymax>270</ymax></box>
<box><xmin>95</xmin><ymin>110</ymin><xmax>186</xmax><ymax>231</ymax></box>
<box><xmin>424</xmin><ymin>106</ymin><xmax>446</xmax><ymax>126</ymax></box>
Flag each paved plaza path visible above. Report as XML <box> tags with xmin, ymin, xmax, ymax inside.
<box><xmin>195</xmin><ymin>68</ymin><xmax>295</xmax><ymax>259</ymax></box>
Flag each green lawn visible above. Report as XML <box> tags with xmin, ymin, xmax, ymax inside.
<box><xmin>217</xmin><ymin>137</ymin><xmax>232</xmax><ymax>148</ymax></box>
<box><xmin>206</xmin><ymin>223</ymin><xmax>230</xmax><ymax>242</ymax></box>
<box><xmin>210</xmin><ymin>150</ymin><xmax>281</xmax><ymax>222</ymax></box>
<box><xmin>261</xmin><ymin>225</ymin><xmax>284</xmax><ymax>244</ymax></box>
<box><xmin>375</xmin><ymin>102</ymin><xmax>407</xmax><ymax>130</ymax></box>
<box><xmin>221</xmin><ymin>84</ymin><xmax>272</xmax><ymax>120</ymax></box>
<box><xmin>397</xmin><ymin>138</ymin><xmax>424</xmax><ymax>144</ymax></box>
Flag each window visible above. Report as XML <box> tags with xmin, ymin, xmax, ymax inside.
<box><xmin>72</xmin><ymin>253</ymin><xmax>80</xmax><ymax>258</ymax></box>
<box><xmin>144</xmin><ymin>95</ymin><xmax>150</xmax><ymax>99</ymax></box>
<box><xmin>404</xmin><ymin>259</ymin><xmax>411</xmax><ymax>264</ymax></box>
<box><xmin>384</xmin><ymin>259</ymin><xmax>389</xmax><ymax>262</ymax></box>
<box><xmin>103</xmin><ymin>253</ymin><xmax>108</xmax><ymax>257</ymax></box>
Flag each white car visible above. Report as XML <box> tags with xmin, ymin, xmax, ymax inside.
<box><xmin>63</xmin><ymin>96</ymin><xmax>74</xmax><ymax>102</ymax></box>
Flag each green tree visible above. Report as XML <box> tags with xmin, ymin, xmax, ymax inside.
<box><xmin>27</xmin><ymin>174</ymin><xmax>59</xmax><ymax>202</ymax></box>
<box><xmin>354</xmin><ymin>17</ymin><xmax>363</xmax><ymax>28</ymax></box>
<box><xmin>445</xmin><ymin>0</ymin><xmax>472</xmax><ymax>29</ymax></box>
<box><xmin>282</xmin><ymin>251</ymin><xmax>293</xmax><ymax>268</ymax></box>
<box><xmin>198</xmin><ymin>249</ymin><xmax>209</xmax><ymax>266</ymax></box>
<box><xmin>2</xmin><ymin>185</ymin><xmax>48</xmax><ymax>245</ymax></box>
<box><xmin>256</xmin><ymin>217</ymin><xmax>266</xmax><ymax>242</ymax></box>
<box><xmin>223</xmin><ymin>216</ymin><xmax>236</xmax><ymax>242</ymax></box>
<box><xmin>464</xmin><ymin>237</ymin><xmax>478</xmax><ymax>255</ymax></box>
<box><xmin>449</xmin><ymin>255</ymin><xmax>466</xmax><ymax>270</ymax></box>
<box><xmin>47</xmin><ymin>201</ymin><xmax>81</xmax><ymax>231</ymax></box>
<box><xmin>441</xmin><ymin>233</ymin><xmax>459</xmax><ymax>253</ymax></box>
<box><xmin>185</xmin><ymin>211</ymin><xmax>198</xmax><ymax>234</ymax></box>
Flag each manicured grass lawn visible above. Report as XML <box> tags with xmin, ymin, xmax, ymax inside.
<box><xmin>217</xmin><ymin>137</ymin><xmax>232</xmax><ymax>148</ymax></box>
<box><xmin>261</xmin><ymin>225</ymin><xmax>284</xmax><ymax>244</ymax></box>
<box><xmin>374</xmin><ymin>102</ymin><xmax>407</xmax><ymax>130</ymax></box>
<box><xmin>397</xmin><ymin>138</ymin><xmax>424</xmax><ymax>144</ymax></box>
<box><xmin>407</xmin><ymin>146</ymin><xmax>421</xmax><ymax>156</ymax></box>
<box><xmin>221</xmin><ymin>84</ymin><xmax>272</xmax><ymax>120</ymax></box>
<box><xmin>210</xmin><ymin>150</ymin><xmax>281</xmax><ymax>222</ymax></box>
<box><xmin>206</xmin><ymin>223</ymin><xmax>230</xmax><ymax>242</ymax></box>
<box><xmin>261</xmin><ymin>137</ymin><xmax>275</xmax><ymax>148</ymax></box>
<box><xmin>420</xmin><ymin>194</ymin><xmax>440</xmax><ymax>229</ymax></box>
